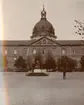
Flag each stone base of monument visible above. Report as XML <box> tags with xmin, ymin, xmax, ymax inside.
<box><xmin>25</xmin><ymin>69</ymin><xmax>49</xmax><ymax>76</ymax></box>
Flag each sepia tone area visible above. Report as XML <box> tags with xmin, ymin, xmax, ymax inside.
<box><xmin>1</xmin><ymin>0</ymin><xmax>84</xmax><ymax>40</ymax></box>
<box><xmin>2</xmin><ymin>72</ymin><xmax>84</xmax><ymax>105</ymax></box>
<box><xmin>0</xmin><ymin>0</ymin><xmax>84</xmax><ymax>105</ymax></box>
<box><xmin>2</xmin><ymin>6</ymin><xmax>84</xmax><ymax>71</ymax></box>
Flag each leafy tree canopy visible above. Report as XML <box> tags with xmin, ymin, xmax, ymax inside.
<box><xmin>45</xmin><ymin>52</ymin><xmax>56</xmax><ymax>69</ymax></box>
<box><xmin>14</xmin><ymin>56</ymin><xmax>27</xmax><ymax>69</ymax></box>
<box><xmin>80</xmin><ymin>55</ymin><xmax>84</xmax><ymax>71</ymax></box>
<box><xmin>57</xmin><ymin>56</ymin><xmax>77</xmax><ymax>71</ymax></box>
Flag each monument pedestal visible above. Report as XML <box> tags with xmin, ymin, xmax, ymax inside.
<box><xmin>25</xmin><ymin>61</ymin><xmax>48</xmax><ymax>76</ymax></box>
<box><xmin>35</xmin><ymin>62</ymin><xmax>40</xmax><ymax>69</ymax></box>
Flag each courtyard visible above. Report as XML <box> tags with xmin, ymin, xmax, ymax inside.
<box><xmin>1</xmin><ymin>72</ymin><xmax>84</xmax><ymax>105</ymax></box>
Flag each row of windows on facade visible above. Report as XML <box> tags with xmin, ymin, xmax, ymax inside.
<box><xmin>4</xmin><ymin>48</ymin><xmax>82</xmax><ymax>56</ymax></box>
<box><xmin>5</xmin><ymin>49</ymin><xmax>82</xmax><ymax>61</ymax></box>
<box><xmin>4</xmin><ymin>49</ymin><xmax>45</xmax><ymax>55</ymax></box>
<box><xmin>4</xmin><ymin>48</ymin><xmax>60</xmax><ymax>55</ymax></box>
<box><xmin>4</xmin><ymin>49</ymin><xmax>65</xmax><ymax>55</ymax></box>
<box><xmin>6</xmin><ymin>49</ymin><xmax>64</xmax><ymax>61</ymax></box>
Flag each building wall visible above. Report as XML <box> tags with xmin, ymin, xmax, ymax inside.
<box><xmin>3</xmin><ymin>44</ymin><xmax>84</xmax><ymax>70</ymax></box>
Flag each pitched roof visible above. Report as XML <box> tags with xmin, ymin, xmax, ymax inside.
<box><xmin>0</xmin><ymin>39</ymin><xmax>84</xmax><ymax>46</ymax></box>
<box><xmin>1</xmin><ymin>40</ymin><xmax>35</xmax><ymax>46</ymax></box>
<box><xmin>56</xmin><ymin>40</ymin><xmax>84</xmax><ymax>46</ymax></box>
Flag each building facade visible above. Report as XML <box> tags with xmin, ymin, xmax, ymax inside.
<box><xmin>2</xmin><ymin>6</ymin><xmax>84</xmax><ymax>70</ymax></box>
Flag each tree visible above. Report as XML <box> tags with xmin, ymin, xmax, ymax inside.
<box><xmin>45</xmin><ymin>52</ymin><xmax>56</xmax><ymax>71</ymax></box>
<box><xmin>26</xmin><ymin>55</ymin><xmax>32</xmax><ymax>70</ymax></box>
<box><xmin>57</xmin><ymin>56</ymin><xmax>77</xmax><ymax>72</ymax></box>
<box><xmin>80</xmin><ymin>55</ymin><xmax>84</xmax><ymax>71</ymax></box>
<box><xmin>57</xmin><ymin>56</ymin><xmax>67</xmax><ymax>72</ymax></box>
<box><xmin>14</xmin><ymin>56</ymin><xmax>27</xmax><ymax>72</ymax></box>
<box><xmin>74</xmin><ymin>20</ymin><xmax>84</xmax><ymax>39</ymax></box>
<box><xmin>66</xmin><ymin>57</ymin><xmax>77</xmax><ymax>72</ymax></box>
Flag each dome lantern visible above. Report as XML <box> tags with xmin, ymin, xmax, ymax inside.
<box><xmin>41</xmin><ymin>5</ymin><xmax>46</xmax><ymax>20</ymax></box>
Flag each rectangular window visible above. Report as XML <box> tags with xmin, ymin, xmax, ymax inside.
<box><xmin>82</xmin><ymin>48</ymin><xmax>84</xmax><ymax>54</ymax></box>
<box><xmin>73</xmin><ymin>49</ymin><xmax>75</xmax><ymax>55</ymax></box>
<box><xmin>23</xmin><ymin>48</ymin><xmax>27</xmax><ymax>56</ymax></box>
<box><xmin>14</xmin><ymin>48</ymin><xmax>17</xmax><ymax>54</ymax></box>
<box><xmin>27</xmin><ymin>48</ymin><xmax>29</xmax><ymax>56</ymax></box>
<box><xmin>61</xmin><ymin>48</ymin><xmax>66</xmax><ymax>55</ymax></box>
<box><xmin>33</xmin><ymin>49</ymin><xmax>36</xmax><ymax>54</ymax></box>
<box><xmin>14</xmin><ymin>57</ymin><xmax>17</xmax><ymax>61</ymax></box>
<box><xmin>73</xmin><ymin>47</ymin><xmax>81</xmax><ymax>55</ymax></box>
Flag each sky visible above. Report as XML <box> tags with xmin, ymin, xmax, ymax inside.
<box><xmin>1</xmin><ymin>0</ymin><xmax>84</xmax><ymax>40</ymax></box>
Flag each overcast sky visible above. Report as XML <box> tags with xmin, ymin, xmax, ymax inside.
<box><xmin>1</xmin><ymin>0</ymin><xmax>84</xmax><ymax>40</ymax></box>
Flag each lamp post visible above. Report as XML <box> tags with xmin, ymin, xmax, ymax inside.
<box><xmin>62</xmin><ymin>48</ymin><xmax>66</xmax><ymax>80</ymax></box>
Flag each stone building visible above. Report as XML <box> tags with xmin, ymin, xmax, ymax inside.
<box><xmin>2</xmin><ymin>6</ymin><xmax>84</xmax><ymax>70</ymax></box>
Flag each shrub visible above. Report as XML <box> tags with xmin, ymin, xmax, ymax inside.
<box><xmin>26</xmin><ymin>55</ymin><xmax>32</xmax><ymax>70</ymax></box>
<box><xmin>57</xmin><ymin>56</ymin><xmax>77</xmax><ymax>72</ymax></box>
<box><xmin>14</xmin><ymin>56</ymin><xmax>27</xmax><ymax>72</ymax></box>
<box><xmin>45</xmin><ymin>52</ymin><xmax>56</xmax><ymax>71</ymax></box>
<box><xmin>80</xmin><ymin>55</ymin><xmax>84</xmax><ymax>71</ymax></box>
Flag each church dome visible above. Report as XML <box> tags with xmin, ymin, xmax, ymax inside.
<box><xmin>31</xmin><ymin>6</ymin><xmax>57</xmax><ymax>39</ymax></box>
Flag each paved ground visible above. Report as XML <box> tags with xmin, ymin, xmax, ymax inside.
<box><xmin>1</xmin><ymin>72</ymin><xmax>84</xmax><ymax>105</ymax></box>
